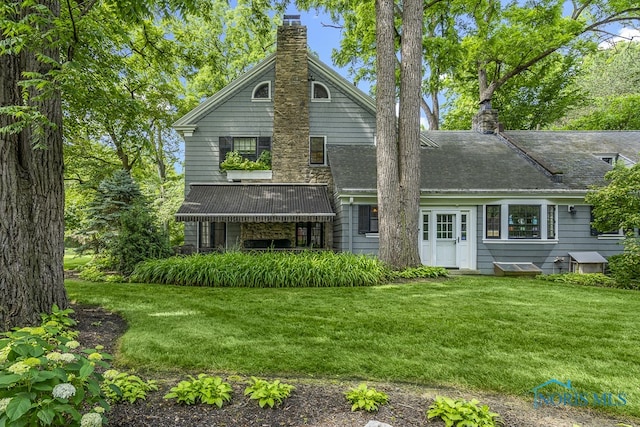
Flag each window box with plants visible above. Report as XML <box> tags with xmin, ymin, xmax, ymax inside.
<box><xmin>221</xmin><ymin>150</ymin><xmax>272</xmax><ymax>181</ymax></box>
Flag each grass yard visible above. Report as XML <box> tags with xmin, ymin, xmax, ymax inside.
<box><xmin>66</xmin><ymin>276</ymin><xmax>640</xmax><ymax>418</ymax></box>
<box><xmin>63</xmin><ymin>249</ymin><xmax>92</xmax><ymax>271</ymax></box>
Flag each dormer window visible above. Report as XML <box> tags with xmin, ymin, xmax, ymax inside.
<box><xmin>252</xmin><ymin>81</ymin><xmax>271</xmax><ymax>101</ymax></box>
<box><xmin>311</xmin><ymin>82</ymin><xmax>330</xmax><ymax>101</ymax></box>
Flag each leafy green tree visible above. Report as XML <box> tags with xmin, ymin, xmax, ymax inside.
<box><xmin>586</xmin><ymin>162</ymin><xmax>640</xmax><ymax>286</ymax></box>
<box><xmin>449</xmin><ymin>0</ymin><xmax>640</xmax><ymax>125</ymax></box>
<box><xmin>559</xmin><ymin>41</ymin><xmax>640</xmax><ymax>130</ymax></box>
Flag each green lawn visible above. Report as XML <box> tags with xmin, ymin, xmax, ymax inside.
<box><xmin>65</xmin><ymin>276</ymin><xmax>640</xmax><ymax>417</ymax></box>
<box><xmin>63</xmin><ymin>249</ymin><xmax>92</xmax><ymax>270</ymax></box>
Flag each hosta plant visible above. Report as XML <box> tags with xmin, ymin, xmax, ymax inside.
<box><xmin>164</xmin><ymin>374</ymin><xmax>232</xmax><ymax>407</ymax></box>
<box><xmin>0</xmin><ymin>305</ymin><xmax>111</xmax><ymax>427</ymax></box>
<box><xmin>427</xmin><ymin>396</ymin><xmax>503</xmax><ymax>427</ymax></box>
<box><xmin>243</xmin><ymin>377</ymin><xmax>295</xmax><ymax>408</ymax></box>
<box><xmin>101</xmin><ymin>370</ymin><xmax>158</xmax><ymax>403</ymax></box>
<box><xmin>344</xmin><ymin>383</ymin><xmax>388</xmax><ymax>412</ymax></box>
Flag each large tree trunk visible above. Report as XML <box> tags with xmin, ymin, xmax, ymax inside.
<box><xmin>375</xmin><ymin>0</ymin><xmax>401</xmax><ymax>267</ymax></box>
<box><xmin>376</xmin><ymin>0</ymin><xmax>423</xmax><ymax>269</ymax></box>
<box><xmin>0</xmin><ymin>1</ymin><xmax>68</xmax><ymax>330</ymax></box>
<box><xmin>396</xmin><ymin>0</ymin><xmax>423</xmax><ymax>267</ymax></box>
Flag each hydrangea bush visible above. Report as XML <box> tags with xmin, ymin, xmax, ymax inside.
<box><xmin>0</xmin><ymin>305</ymin><xmax>111</xmax><ymax>426</ymax></box>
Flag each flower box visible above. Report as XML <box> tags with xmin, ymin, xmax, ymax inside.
<box><xmin>225</xmin><ymin>170</ymin><xmax>272</xmax><ymax>181</ymax></box>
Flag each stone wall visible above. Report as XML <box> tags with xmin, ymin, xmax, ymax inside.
<box><xmin>242</xmin><ymin>223</ymin><xmax>295</xmax><ymax>242</ymax></box>
<box><xmin>472</xmin><ymin>109</ymin><xmax>500</xmax><ymax>134</ymax></box>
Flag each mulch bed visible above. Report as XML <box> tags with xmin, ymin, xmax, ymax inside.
<box><xmin>71</xmin><ymin>304</ymin><xmax>637</xmax><ymax>427</ymax></box>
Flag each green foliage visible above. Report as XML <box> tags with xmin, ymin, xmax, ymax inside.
<box><xmin>390</xmin><ymin>266</ymin><xmax>448</xmax><ymax>279</ymax></box>
<box><xmin>344</xmin><ymin>383</ymin><xmax>388</xmax><ymax>412</ymax></box>
<box><xmin>164</xmin><ymin>374</ymin><xmax>232</xmax><ymax>407</ymax></box>
<box><xmin>131</xmin><ymin>251</ymin><xmax>389</xmax><ymax>287</ymax></box>
<box><xmin>608</xmin><ymin>238</ymin><xmax>640</xmax><ymax>289</ymax></box>
<box><xmin>79</xmin><ymin>266</ymin><xmax>108</xmax><ymax>282</ymax></box>
<box><xmin>427</xmin><ymin>396</ymin><xmax>502</xmax><ymax>427</ymax></box>
<box><xmin>0</xmin><ymin>306</ymin><xmax>111</xmax><ymax>426</ymax></box>
<box><xmin>77</xmin><ymin>171</ymin><xmax>171</xmax><ymax>275</ymax></box>
<box><xmin>560</xmin><ymin>42</ymin><xmax>640</xmax><ymax>130</ymax></box>
<box><xmin>101</xmin><ymin>370</ymin><xmax>157</xmax><ymax>404</ymax></box>
<box><xmin>243</xmin><ymin>377</ymin><xmax>295</xmax><ymax>408</ymax></box>
<box><xmin>220</xmin><ymin>150</ymin><xmax>272</xmax><ymax>171</ymax></box>
<box><xmin>586</xmin><ymin>161</ymin><xmax>640</xmax><ymax>286</ymax></box>
<box><xmin>111</xmin><ymin>204</ymin><xmax>173</xmax><ymax>276</ymax></box>
<box><xmin>536</xmin><ymin>273</ymin><xmax>619</xmax><ymax>288</ymax></box>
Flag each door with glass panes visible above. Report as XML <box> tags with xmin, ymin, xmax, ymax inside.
<box><xmin>420</xmin><ymin>209</ymin><xmax>472</xmax><ymax>269</ymax></box>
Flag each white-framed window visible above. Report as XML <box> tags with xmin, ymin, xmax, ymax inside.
<box><xmin>252</xmin><ymin>81</ymin><xmax>271</xmax><ymax>101</ymax></box>
<box><xmin>484</xmin><ymin>202</ymin><xmax>557</xmax><ymax>241</ymax></box>
<box><xmin>311</xmin><ymin>82</ymin><xmax>330</xmax><ymax>101</ymax></box>
<box><xmin>309</xmin><ymin>136</ymin><xmax>326</xmax><ymax>165</ymax></box>
<box><xmin>358</xmin><ymin>205</ymin><xmax>378</xmax><ymax>234</ymax></box>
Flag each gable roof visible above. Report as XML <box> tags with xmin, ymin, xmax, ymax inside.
<box><xmin>328</xmin><ymin>131</ymin><xmax>640</xmax><ymax>195</ymax></box>
<box><xmin>175</xmin><ymin>183</ymin><xmax>335</xmax><ymax>222</ymax></box>
<box><xmin>173</xmin><ymin>53</ymin><xmax>375</xmax><ymax>128</ymax></box>
<box><xmin>172</xmin><ymin>50</ymin><xmax>438</xmax><ymax>148</ymax></box>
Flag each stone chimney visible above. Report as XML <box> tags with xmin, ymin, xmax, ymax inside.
<box><xmin>472</xmin><ymin>100</ymin><xmax>500</xmax><ymax>134</ymax></box>
<box><xmin>271</xmin><ymin>16</ymin><xmax>310</xmax><ymax>182</ymax></box>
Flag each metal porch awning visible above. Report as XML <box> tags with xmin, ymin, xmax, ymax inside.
<box><xmin>175</xmin><ymin>183</ymin><xmax>335</xmax><ymax>223</ymax></box>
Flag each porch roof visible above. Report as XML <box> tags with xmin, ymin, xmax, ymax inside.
<box><xmin>175</xmin><ymin>183</ymin><xmax>335</xmax><ymax>223</ymax></box>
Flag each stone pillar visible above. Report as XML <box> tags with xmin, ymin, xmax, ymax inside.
<box><xmin>272</xmin><ymin>23</ymin><xmax>310</xmax><ymax>182</ymax></box>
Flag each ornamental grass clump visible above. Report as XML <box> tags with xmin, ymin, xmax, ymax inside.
<box><xmin>0</xmin><ymin>305</ymin><xmax>111</xmax><ymax>427</ymax></box>
<box><xmin>132</xmin><ymin>251</ymin><xmax>388</xmax><ymax>288</ymax></box>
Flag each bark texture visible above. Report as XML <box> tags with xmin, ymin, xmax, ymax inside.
<box><xmin>0</xmin><ymin>1</ymin><xmax>68</xmax><ymax>329</ymax></box>
<box><xmin>376</xmin><ymin>0</ymin><xmax>423</xmax><ymax>269</ymax></box>
<box><xmin>375</xmin><ymin>0</ymin><xmax>401</xmax><ymax>267</ymax></box>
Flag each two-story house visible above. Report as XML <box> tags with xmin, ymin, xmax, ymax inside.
<box><xmin>174</xmin><ymin>17</ymin><xmax>640</xmax><ymax>274</ymax></box>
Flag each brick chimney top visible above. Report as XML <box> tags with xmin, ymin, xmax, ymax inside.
<box><xmin>283</xmin><ymin>14</ymin><xmax>301</xmax><ymax>26</ymax></box>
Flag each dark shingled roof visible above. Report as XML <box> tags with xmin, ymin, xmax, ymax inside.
<box><xmin>328</xmin><ymin>131</ymin><xmax>640</xmax><ymax>194</ymax></box>
<box><xmin>176</xmin><ymin>184</ymin><xmax>335</xmax><ymax>222</ymax></box>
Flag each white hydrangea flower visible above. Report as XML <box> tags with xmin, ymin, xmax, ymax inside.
<box><xmin>52</xmin><ymin>383</ymin><xmax>76</xmax><ymax>399</ymax></box>
<box><xmin>0</xmin><ymin>398</ymin><xmax>11</xmax><ymax>413</ymax></box>
<box><xmin>66</xmin><ymin>340</ymin><xmax>80</xmax><ymax>349</ymax></box>
<box><xmin>46</xmin><ymin>352</ymin><xmax>63</xmax><ymax>362</ymax></box>
<box><xmin>103</xmin><ymin>369</ymin><xmax>119</xmax><ymax>380</ymax></box>
<box><xmin>0</xmin><ymin>345</ymin><xmax>11</xmax><ymax>363</ymax></box>
<box><xmin>87</xmin><ymin>352</ymin><xmax>102</xmax><ymax>361</ymax></box>
<box><xmin>7</xmin><ymin>361</ymin><xmax>30</xmax><ymax>375</ymax></box>
<box><xmin>60</xmin><ymin>353</ymin><xmax>76</xmax><ymax>363</ymax></box>
<box><xmin>80</xmin><ymin>412</ymin><xmax>103</xmax><ymax>427</ymax></box>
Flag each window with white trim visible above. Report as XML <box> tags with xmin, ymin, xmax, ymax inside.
<box><xmin>484</xmin><ymin>202</ymin><xmax>557</xmax><ymax>241</ymax></box>
<box><xmin>311</xmin><ymin>82</ymin><xmax>330</xmax><ymax>101</ymax></box>
<box><xmin>252</xmin><ymin>81</ymin><xmax>271</xmax><ymax>100</ymax></box>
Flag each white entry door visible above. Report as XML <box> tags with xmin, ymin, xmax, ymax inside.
<box><xmin>436</xmin><ymin>213</ymin><xmax>457</xmax><ymax>267</ymax></box>
<box><xmin>420</xmin><ymin>209</ymin><xmax>474</xmax><ymax>269</ymax></box>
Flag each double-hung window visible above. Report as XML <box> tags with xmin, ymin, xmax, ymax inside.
<box><xmin>485</xmin><ymin>203</ymin><xmax>556</xmax><ymax>241</ymax></box>
<box><xmin>219</xmin><ymin>136</ymin><xmax>271</xmax><ymax>166</ymax></box>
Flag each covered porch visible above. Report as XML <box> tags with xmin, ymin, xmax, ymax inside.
<box><xmin>175</xmin><ymin>183</ymin><xmax>335</xmax><ymax>252</ymax></box>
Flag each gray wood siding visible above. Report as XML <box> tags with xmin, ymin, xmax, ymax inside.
<box><xmin>184</xmin><ymin>69</ymin><xmax>275</xmax><ymax>188</ymax></box>
<box><xmin>332</xmin><ymin>196</ymin><xmax>346</xmax><ymax>251</ymax></box>
<box><xmin>346</xmin><ymin>203</ymin><xmax>380</xmax><ymax>255</ymax></box>
<box><xmin>309</xmin><ymin>63</ymin><xmax>376</xmax><ymax>146</ymax></box>
<box><xmin>477</xmin><ymin>204</ymin><xmax>623</xmax><ymax>274</ymax></box>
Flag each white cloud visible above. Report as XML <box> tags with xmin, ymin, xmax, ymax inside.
<box><xmin>598</xmin><ymin>27</ymin><xmax>640</xmax><ymax>49</ymax></box>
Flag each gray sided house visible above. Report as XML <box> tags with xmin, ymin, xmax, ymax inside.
<box><xmin>174</xmin><ymin>18</ymin><xmax>640</xmax><ymax>274</ymax></box>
